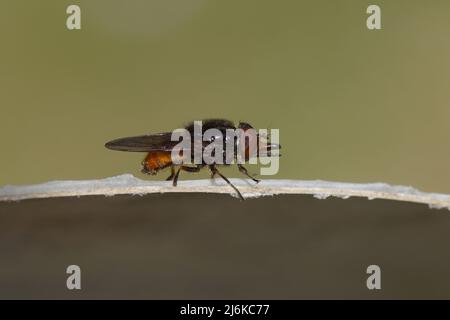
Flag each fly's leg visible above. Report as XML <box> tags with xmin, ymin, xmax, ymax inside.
<box><xmin>172</xmin><ymin>166</ymin><xmax>182</xmax><ymax>186</ymax></box>
<box><xmin>181</xmin><ymin>165</ymin><xmax>202</xmax><ymax>173</ymax></box>
<box><xmin>166</xmin><ymin>166</ymin><xmax>175</xmax><ymax>181</ymax></box>
<box><xmin>172</xmin><ymin>165</ymin><xmax>203</xmax><ymax>186</ymax></box>
<box><xmin>209</xmin><ymin>165</ymin><xmax>244</xmax><ymax>200</ymax></box>
<box><xmin>237</xmin><ymin>164</ymin><xmax>260</xmax><ymax>183</ymax></box>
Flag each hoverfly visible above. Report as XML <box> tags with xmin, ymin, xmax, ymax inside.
<box><xmin>105</xmin><ymin>119</ymin><xmax>280</xmax><ymax>200</ymax></box>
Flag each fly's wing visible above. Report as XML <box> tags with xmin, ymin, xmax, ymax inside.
<box><xmin>105</xmin><ymin>132</ymin><xmax>178</xmax><ymax>152</ymax></box>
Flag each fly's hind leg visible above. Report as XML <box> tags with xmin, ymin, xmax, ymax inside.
<box><xmin>172</xmin><ymin>165</ymin><xmax>203</xmax><ymax>187</ymax></box>
<box><xmin>181</xmin><ymin>165</ymin><xmax>202</xmax><ymax>173</ymax></box>
<box><xmin>172</xmin><ymin>166</ymin><xmax>182</xmax><ymax>186</ymax></box>
<box><xmin>166</xmin><ymin>166</ymin><xmax>175</xmax><ymax>181</ymax></box>
<box><xmin>209</xmin><ymin>165</ymin><xmax>244</xmax><ymax>200</ymax></box>
<box><xmin>237</xmin><ymin>164</ymin><xmax>260</xmax><ymax>183</ymax></box>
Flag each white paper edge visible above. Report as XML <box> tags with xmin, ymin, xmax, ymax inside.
<box><xmin>1</xmin><ymin>174</ymin><xmax>450</xmax><ymax>211</ymax></box>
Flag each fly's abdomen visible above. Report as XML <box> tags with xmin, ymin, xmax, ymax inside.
<box><xmin>141</xmin><ymin>151</ymin><xmax>173</xmax><ymax>174</ymax></box>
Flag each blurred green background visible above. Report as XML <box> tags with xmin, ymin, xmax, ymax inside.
<box><xmin>1</xmin><ymin>0</ymin><xmax>449</xmax><ymax>193</ymax></box>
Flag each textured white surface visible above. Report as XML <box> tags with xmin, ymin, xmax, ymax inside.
<box><xmin>1</xmin><ymin>174</ymin><xmax>450</xmax><ymax>210</ymax></box>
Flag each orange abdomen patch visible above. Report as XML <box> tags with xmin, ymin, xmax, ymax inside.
<box><xmin>143</xmin><ymin>151</ymin><xmax>173</xmax><ymax>171</ymax></box>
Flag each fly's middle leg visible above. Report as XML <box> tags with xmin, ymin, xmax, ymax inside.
<box><xmin>209</xmin><ymin>165</ymin><xmax>244</xmax><ymax>200</ymax></box>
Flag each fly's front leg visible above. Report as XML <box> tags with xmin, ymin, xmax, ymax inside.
<box><xmin>237</xmin><ymin>164</ymin><xmax>260</xmax><ymax>183</ymax></box>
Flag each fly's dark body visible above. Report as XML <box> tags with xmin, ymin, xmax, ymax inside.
<box><xmin>105</xmin><ymin>119</ymin><xmax>280</xmax><ymax>200</ymax></box>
